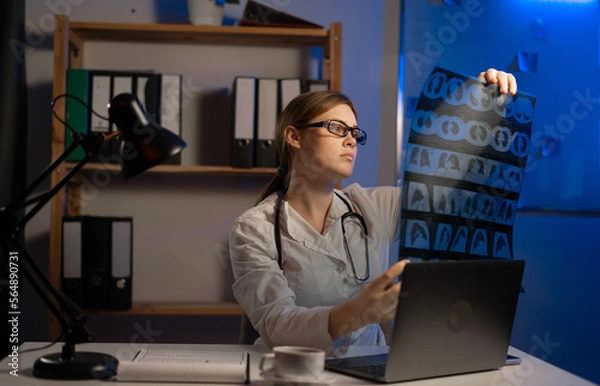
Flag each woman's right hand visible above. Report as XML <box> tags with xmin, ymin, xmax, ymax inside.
<box><xmin>478</xmin><ymin>68</ymin><xmax>517</xmax><ymax>95</ymax></box>
<box><xmin>329</xmin><ymin>259</ymin><xmax>410</xmax><ymax>339</ymax></box>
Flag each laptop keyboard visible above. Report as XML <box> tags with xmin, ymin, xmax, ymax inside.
<box><xmin>351</xmin><ymin>364</ymin><xmax>387</xmax><ymax>377</ymax></box>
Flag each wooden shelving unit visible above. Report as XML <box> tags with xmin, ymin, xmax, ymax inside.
<box><xmin>65</xmin><ymin>162</ymin><xmax>277</xmax><ymax>176</ymax></box>
<box><xmin>48</xmin><ymin>15</ymin><xmax>342</xmax><ymax>340</ymax></box>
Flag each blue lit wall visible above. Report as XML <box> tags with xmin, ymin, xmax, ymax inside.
<box><xmin>401</xmin><ymin>1</ymin><xmax>599</xmax><ymax>383</ymax></box>
<box><xmin>509</xmin><ymin>1</ymin><xmax>599</xmax><ymax>212</ymax></box>
<box><xmin>403</xmin><ymin>0</ymin><xmax>600</xmax><ymax>211</ymax></box>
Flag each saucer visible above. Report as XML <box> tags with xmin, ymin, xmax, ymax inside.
<box><xmin>260</xmin><ymin>371</ymin><xmax>336</xmax><ymax>385</ymax></box>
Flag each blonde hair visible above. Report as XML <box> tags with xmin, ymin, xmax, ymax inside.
<box><xmin>255</xmin><ymin>90</ymin><xmax>357</xmax><ymax>204</ymax></box>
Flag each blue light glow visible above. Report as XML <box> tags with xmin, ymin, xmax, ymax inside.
<box><xmin>533</xmin><ymin>0</ymin><xmax>594</xmax><ymax>3</ymax></box>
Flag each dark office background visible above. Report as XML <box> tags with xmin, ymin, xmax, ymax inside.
<box><xmin>12</xmin><ymin>1</ymin><xmax>600</xmax><ymax>385</ymax></box>
<box><xmin>0</xmin><ymin>1</ymin><xmax>28</xmax><ymax>359</ymax></box>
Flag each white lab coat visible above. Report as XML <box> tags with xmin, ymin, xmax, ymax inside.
<box><xmin>229</xmin><ymin>183</ymin><xmax>401</xmax><ymax>354</ymax></box>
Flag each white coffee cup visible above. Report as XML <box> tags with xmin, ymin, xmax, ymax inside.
<box><xmin>259</xmin><ymin>346</ymin><xmax>325</xmax><ymax>381</ymax></box>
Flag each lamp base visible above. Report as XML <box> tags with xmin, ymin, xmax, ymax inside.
<box><xmin>33</xmin><ymin>351</ymin><xmax>118</xmax><ymax>380</ymax></box>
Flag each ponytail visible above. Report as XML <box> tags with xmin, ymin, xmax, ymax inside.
<box><xmin>255</xmin><ymin>166</ymin><xmax>288</xmax><ymax>205</ymax></box>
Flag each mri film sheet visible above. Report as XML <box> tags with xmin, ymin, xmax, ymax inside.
<box><xmin>399</xmin><ymin>67</ymin><xmax>536</xmax><ymax>260</ymax></box>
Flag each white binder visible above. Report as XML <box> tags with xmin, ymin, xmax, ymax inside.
<box><xmin>255</xmin><ymin>78</ymin><xmax>278</xmax><ymax>167</ymax></box>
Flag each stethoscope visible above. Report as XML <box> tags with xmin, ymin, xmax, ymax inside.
<box><xmin>274</xmin><ymin>191</ymin><xmax>371</xmax><ymax>282</ymax></box>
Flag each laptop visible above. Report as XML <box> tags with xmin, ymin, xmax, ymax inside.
<box><xmin>325</xmin><ymin>259</ymin><xmax>525</xmax><ymax>383</ymax></box>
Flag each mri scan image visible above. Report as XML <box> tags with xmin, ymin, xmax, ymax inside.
<box><xmin>400</xmin><ymin>67</ymin><xmax>534</xmax><ymax>260</ymax></box>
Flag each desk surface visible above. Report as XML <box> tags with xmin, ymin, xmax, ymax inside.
<box><xmin>0</xmin><ymin>342</ymin><xmax>596</xmax><ymax>385</ymax></box>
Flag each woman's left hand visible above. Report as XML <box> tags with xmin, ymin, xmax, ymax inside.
<box><xmin>478</xmin><ymin>68</ymin><xmax>517</xmax><ymax>95</ymax></box>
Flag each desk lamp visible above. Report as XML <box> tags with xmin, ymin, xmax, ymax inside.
<box><xmin>0</xmin><ymin>93</ymin><xmax>186</xmax><ymax>379</ymax></box>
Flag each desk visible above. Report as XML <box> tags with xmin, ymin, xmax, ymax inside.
<box><xmin>0</xmin><ymin>342</ymin><xmax>595</xmax><ymax>385</ymax></box>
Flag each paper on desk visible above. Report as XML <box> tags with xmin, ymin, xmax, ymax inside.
<box><xmin>116</xmin><ymin>349</ymin><xmax>249</xmax><ymax>383</ymax></box>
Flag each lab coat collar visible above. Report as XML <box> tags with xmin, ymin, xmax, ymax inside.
<box><xmin>280</xmin><ymin>191</ymin><xmax>350</xmax><ymax>260</ymax></box>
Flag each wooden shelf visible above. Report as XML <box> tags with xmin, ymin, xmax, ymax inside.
<box><xmin>48</xmin><ymin>15</ymin><xmax>342</xmax><ymax>340</ymax></box>
<box><xmin>89</xmin><ymin>302</ymin><xmax>243</xmax><ymax>316</ymax></box>
<box><xmin>69</xmin><ymin>21</ymin><xmax>331</xmax><ymax>48</ymax></box>
<box><xmin>66</xmin><ymin>162</ymin><xmax>277</xmax><ymax>176</ymax></box>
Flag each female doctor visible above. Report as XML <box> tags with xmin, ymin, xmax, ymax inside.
<box><xmin>229</xmin><ymin>69</ymin><xmax>517</xmax><ymax>354</ymax></box>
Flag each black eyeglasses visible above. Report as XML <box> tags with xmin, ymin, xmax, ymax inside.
<box><xmin>295</xmin><ymin>119</ymin><xmax>367</xmax><ymax>145</ymax></box>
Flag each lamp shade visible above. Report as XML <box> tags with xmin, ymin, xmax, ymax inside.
<box><xmin>108</xmin><ymin>93</ymin><xmax>186</xmax><ymax>180</ymax></box>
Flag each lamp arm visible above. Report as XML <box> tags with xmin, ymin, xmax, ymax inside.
<box><xmin>16</xmin><ymin>152</ymin><xmax>93</xmax><ymax>234</ymax></box>
<box><xmin>0</xmin><ymin>131</ymin><xmax>117</xmax><ymax>346</ymax></box>
<box><xmin>7</xmin><ymin>133</ymin><xmax>85</xmax><ymax>212</ymax></box>
<box><xmin>6</xmin><ymin>132</ymin><xmax>118</xmax><ymax>234</ymax></box>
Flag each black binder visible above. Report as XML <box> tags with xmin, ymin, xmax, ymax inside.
<box><xmin>61</xmin><ymin>217</ymin><xmax>84</xmax><ymax>307</ymax></box>
<box><xmin>109</xmin><ymin>73</ymin><xmax>135</xmax><ymax>162</ymax></box>
<box><xmin>108</xmin><ymin>217</ymin><xmax>133</xmax><ymax>310</ymax></box>
<box><xmin>255</xmin><ymin>78</ymin><xmax>278</xmax><ymax>168</ymax></box>
<box><xmin>82</xmin><ymin>216</ymin><xmax>111</xmax><ymax>309</ymax></box>
<box><xmin>278</xmin><ymin>78</ymin><xmax>302</xmax><ymax>113</ymax></box>
<box><xmin>158</xmin><ymin>73</ymin><xmax>183</xmax><ymax>165</ymax></box>
<box><xmin>89</xmin><ymin>71</ymin><xmax>113</xmax><ymax>162</ymax></box>
<box><xmin>139</xmin><ymin>72</ymin><xmax>161</xmax><ymax>124</ymax></box>
<box><xmin>62</xmin><ymin>215</ymin><xmax>134</xmax><ymax>310</ymax></box>
<box><xmin>231</xmin><ymin>76</ymin><xmax>257</xmax><ymax>168</ymax></box>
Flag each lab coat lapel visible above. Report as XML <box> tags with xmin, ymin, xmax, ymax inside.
<box><xmin>282</xmin><ymin>196</ymin><xmax>348</xmax><ymax>261</ymax></box>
